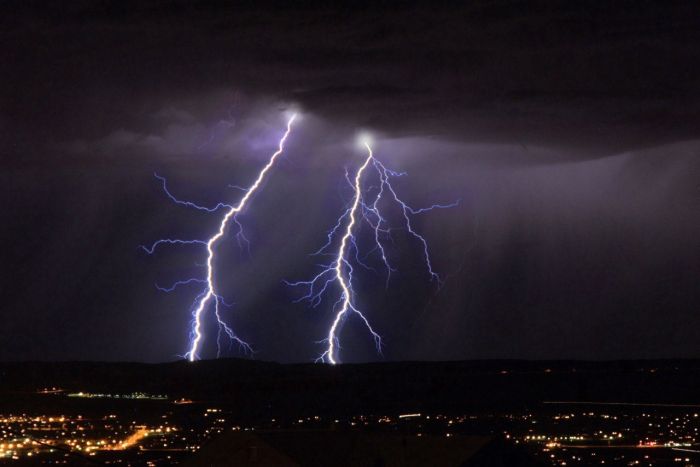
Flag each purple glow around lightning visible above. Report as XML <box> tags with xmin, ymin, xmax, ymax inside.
<box><xmin>286</xmin><ymin>140</ymin><xmax>458</xmax><ymax>364</ymax></box>
<box><xmin>143</xmin><ymin>114</ymin><xmax>297</xmax><ymax>361</ymax></box>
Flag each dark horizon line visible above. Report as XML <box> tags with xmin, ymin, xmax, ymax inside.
<box><xmin>2</xmin><ymin>357</ymin><xmax>700</xmax><ymax>366</ymax></box>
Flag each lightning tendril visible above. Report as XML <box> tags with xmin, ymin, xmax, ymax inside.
<box><xmin>287</xmin><ymin>141</ymin><xmax>457</xmax><ymax>364</ymax></box>
<box><xmin>143</xmin><ymin>114</ymin><xmax>296</xmax><ymax>361</ymax></box>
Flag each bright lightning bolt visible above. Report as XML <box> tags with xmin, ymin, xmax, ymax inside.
<box><xmin>287</xmin><ymin>141</ymin><xmax>457</xmax><ymax>364</ymax></box>
<box><xmin>143</xmin><ymin>114</ymin><xmax>297</xmax><ymax>361</ymax></box>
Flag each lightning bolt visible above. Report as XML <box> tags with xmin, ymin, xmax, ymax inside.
<box><xmin>143</xmin><ymin>114</ymin><xmax>297</xmax><ymax>361</ymax></box>
<box><xmin>287</xmin><ymin>141</ymin><xmax>457</xmax><ymax>364</ymax></box>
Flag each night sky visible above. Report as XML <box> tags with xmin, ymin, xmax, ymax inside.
<box><xmin>2</xmin><ymin>1</ymin><xmax>699</xmax><ymax>363</ymax></box>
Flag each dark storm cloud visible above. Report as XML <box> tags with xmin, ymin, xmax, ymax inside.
<box><xmin>4</xmin><ymin>0</ymin><xmax>700</xmax><ymax>163</ymax></box>
<box><xmin>59</xmin><ymin>92</ymin><xmax>295</xmax><ymax>159</ymax></box>
<box><xmin>1</xmin><ymin>1</ymin><xmax>699</xmax><ymax>362</ymax></box>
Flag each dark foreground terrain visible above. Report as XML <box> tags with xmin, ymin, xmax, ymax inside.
<box><xmin>2</xmin><ymin>359</ymin><xmax>700</xmax><ymax>418</ymax></box>
<box><xmin>2</xmin><ymin>359</ymin><xmax>700</xmax><ymax>466</ymax></box>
